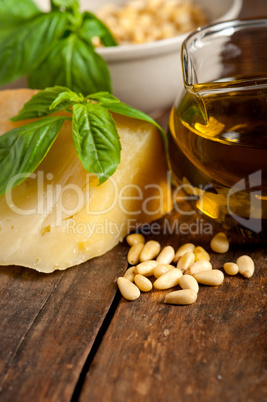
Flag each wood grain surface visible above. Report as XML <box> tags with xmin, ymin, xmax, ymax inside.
<box><xmin>79</xmin><ymin>210</ymin><xmax>267</xmax><ymax>402</ymax></box>
<box><xmin>0</xmin><ymin>245</ymin><xmax>128</xmax><ymax>402</ymax></box>
<box><xmin>0</xmin><ymin>1</ymin><xmax>266</xmax><ymax>402</ymax></box>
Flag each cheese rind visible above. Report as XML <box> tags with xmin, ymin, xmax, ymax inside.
<box><xmin>0</xmin><ymin>90</ymin><xmax>172</xmax><ymax>273</ymax></box>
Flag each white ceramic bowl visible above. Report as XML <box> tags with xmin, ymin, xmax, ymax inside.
<box><xmin>6</xmin><ymin>0</ymin><xmax>243</xmax><ymax>113</ymax></box>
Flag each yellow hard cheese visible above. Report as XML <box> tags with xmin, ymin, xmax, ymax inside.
<box><xmin>0</xmin><ymin>90</ymin><xmax>172</xmax><ymax>273</ymax></box>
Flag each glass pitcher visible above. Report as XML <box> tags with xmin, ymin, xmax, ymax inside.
<box><xmin>168</xmin><ymin>19</ymin><xmax>267</xmax><ymax>239</ymax></box>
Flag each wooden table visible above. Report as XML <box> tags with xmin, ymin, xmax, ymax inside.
<box><xmin>0</xmin><ymin>1</ymin><xmax>266</xmax><ymax>401</ymax></box>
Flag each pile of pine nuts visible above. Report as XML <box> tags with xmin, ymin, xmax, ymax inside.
<box><xmin>96</xmin><ymin>0</ymin><xmax>208</xmax><ymax>45</ymax></box>
<box><xmin>117</xmin><ymin>232</ymin><xmax>255</xmax><ymax>304</ymax></box>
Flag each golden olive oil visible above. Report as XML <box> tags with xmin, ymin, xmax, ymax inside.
<box><xmin>168</xmin><ymin>76</ymin><xmax>267</xmax><ymax>237</ymax></box>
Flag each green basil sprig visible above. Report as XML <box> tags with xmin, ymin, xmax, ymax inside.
<box><xmin>0</xmin><ymin>87</ymin><xmax>166</xmax><ymax>195</ymax></box>
<box><xmin>0</xmin><ymin>0</ymin><xmax>117</xmax><ymax>94</ymax></box>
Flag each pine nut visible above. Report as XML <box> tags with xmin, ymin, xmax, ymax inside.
<box><xmin>123</xmin><ymin>266</ymin><xmax>136</xmax><ymax>282</ymax></box>
<box><xmin>186</xmin><ymin>260</ymin><xmax>212</xmax><ymax>275</ymax></box>
<box><xmin>153</xmin><ymin>268</ymin><xmax>182</xmax><ymax>290</ymax></box>
<box><xmin>126</xmin><ymin>233</ymin><xmax>145</xmax><ymax>246</ymax></box>
<box><xmin>127</xmin><ymin>242</ymin><xmax>144</xmax><ymax>265</ymax></box>
<box><xmin>164</xmin><ymin>289</ymin><xmax>197</xmax><ymax>305</ymax></box>
<box><xmin>194</xmin><ymin>246</ymin><xmax>210</xmax><ymax>261</ymax></box>
<box><xmin>154</xmin><ymin>263</ymin><xmax>173</xmax><ymax>278</ymax></box>
<box><xmin>223</xmin><ymin>262</ymin><xmax>239</xmax><ymax>276</ymax></box>
<box><xmin>193</xmin><ymin>270</ymin><xmax>224</xmax><ymax>286</ymax></box>
<box><xmin>134</xmin><ymin>274</ymin><xmax>152</xmax><ymax>292</ymax></box>
<box><xmin>210</xmin><ymin>232</ymin><xmax>229</xmax><ymax>253</ymax></box>
<box><xmin>236</xmin><ymin>255</ymin><xmax>255</xmax><ymax>278</ymax></box>
<box><xmin>117</xmin><ymin>277</ymin><xmax>140</xmax><ymax>300</ymax></box>
<box><xmin>140</xmin><ymin>240</ymin><xmax>161</xmax><ymax>262</ymax></box>
<box><xmin>173</xmin><ymin>243</ymin><xmax>195</xmax><ymax>263</ymax></box>
<box><xmin>179</xmin><ymin>274</ymin><xmax>199</xmax><ymax>293</ymax></box>
<box><xmin>135</xmin><ymin>260</ymin><xmax>158</xmax><ymax>276</ymax></box>
<box><xmin>177</xmin><ymin>251</ymin><xmax>195</xmax><ymax>273</ymax></box>
<box><xmin>156</xmin><ymin>245</ymin><xmax>175</xmax><ymax>264</ymax></box>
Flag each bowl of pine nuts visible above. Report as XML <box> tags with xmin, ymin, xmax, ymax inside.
<box><xmin>89</xmin><ymin>0</ymin><xmax>243</xmax><ymax>113</ymax></box>
<box><xmin>35</xmin><ymin>0</ymin><xmax>242</xmax><ymax>113</ymax></box>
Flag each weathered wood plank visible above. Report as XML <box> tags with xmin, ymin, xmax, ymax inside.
<box><xmin>79</xmin><ymin>211</ymin><xmax>267</xmax><ymax>402</ymax></box>
<box><xmin>0</xmin><ymin>244</ymin><xmax>128</xmax><ymax>402</ymax></box>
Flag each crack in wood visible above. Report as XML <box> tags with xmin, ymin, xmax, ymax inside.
<box><xmin>71</xmin><ymin>290</ymin><xmax>122</xmax><ymax>402</ymax></box>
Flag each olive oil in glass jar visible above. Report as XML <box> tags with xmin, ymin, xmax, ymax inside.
<box><xmin>168</xmin><ymin>19</ymin><xmax>267</xmax><ymax>239</ymax></box>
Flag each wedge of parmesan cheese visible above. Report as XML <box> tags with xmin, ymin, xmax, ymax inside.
<box><xmin>0</xmin><ymin>89</ymin><xmax>172</xmax><ymax>273</ymax></box>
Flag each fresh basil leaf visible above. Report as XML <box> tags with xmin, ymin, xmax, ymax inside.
<box><xmin>50</xmin><ymin>91</ymin><xmax>84</xmax><ymax>111</ymax></box>
<box><xmin>28</xmin><ymin>34</ymin><xmax>112</xmax><ymax>95</ymax></box>
<box><xmin>0</xmin><ymin>116</ymin><xmax>67</xmax><ymax>195</ymax></box>
<box><xmin>11</xmin><ymin>87</ymin><xmax>75</xmax><ymax>121</ymax></box>
<box><xmin>0</xmin><ymin>0</ymin><xmax>40</xmax><ymax>28</ymax></box>
<box><xmin>79</xmin><ymin>11</ymin><xmax>117</xmax><ymax>47</ymax></box>
<box><xmin>87</xmin><ymin>92</ymin><xmax>120</xmax><ymax>104</ymax></box>
<box><xmin>72</xmin><ymin>103</ymin><xmax>121</xmax><ymax>184</ymax></box>
<box><xmin>0</xmin><ymin>12</ymin><xmax>68</xmax><ymax>86</ymax></box>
